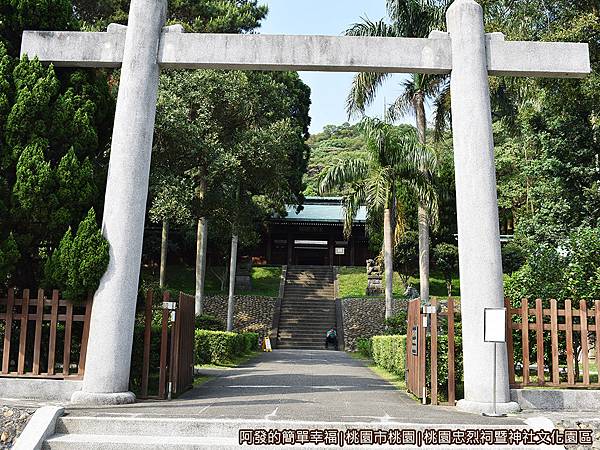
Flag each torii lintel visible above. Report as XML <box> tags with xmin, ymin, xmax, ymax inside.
<box><xmin>20</xmin><ymin>28</ymin><xmax>590</xmax><ymax>78</ymax></box>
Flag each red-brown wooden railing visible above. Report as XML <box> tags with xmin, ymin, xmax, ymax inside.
<box><xmin>0</xmin><ymin>288</ymin><xmax>91</xmax><ymax>379</ymax></box>
<box><xmin>506</xmin><ymin>298</ymin><xmax>599</xmax><ymax>388</ymax></box>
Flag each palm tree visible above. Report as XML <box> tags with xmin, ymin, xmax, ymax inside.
<box><xmin>346</xmin><ymin>0</ymin><xmax>451</xmax><ymax>303</ymax></box>
<box><xmin>319</xmin><ymin>117</ymin><xmax>438</xmax><ymax>319</ymax></box>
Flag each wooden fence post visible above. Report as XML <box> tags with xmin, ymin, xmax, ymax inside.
<box><xmin>535</xmin><ymin>298</ymin><xmax>544</xmax><ymax>385</ymax></box>
<box><xmin>430</xmin><ymin>298</ymin><xmax>438</xmax><ymax>405</ymax></box>
<box><xmin>47</xmin><ymin>290</ymin><xmax>59</xmax><ymax>375</ymax></box>
<box><xmin>158</xmin><ymin>291</ymin><xmax>170</xmax><ymax>399</ymax></box>
<box><xmin>550</xmin><ymin>299</ymin><xmax>560</xmax><ymax>385</ymax></box>
<box><xmin>17</xmin><ymin>289</ymin><xmax>30</xmax><ymax>375</ymax></box>
<box><xmin>447</xmin><ymin>298</ymin><xmax>455</xmax><ymax>406</ymax></box>
<box><xmin>141</xmin><ymin>290</ymin><xmax>153</xmax><ymax>398</ymax></box>
<box><xmin>580</xmin><ymin>300</ymin><xmax>590</xmax><ymax>386</ymax></box>
<box><xmin>2</xmin><ymin>288</ymin><xmax>14</xmax><ymax>374</ymax></box>
<box><xmin>504</xmin><ymin>298</ymin><xmax>515</xmax><ymax>386</ymax></box>
<box><xmin>521</xmin><ymin>298</ymin><xmax>530</xmax><ymax>385</ymax></box>
<box><xmin>565</xmin><ymin>299</ymin><xmax>575</xmax><ymax>385</ymax></box>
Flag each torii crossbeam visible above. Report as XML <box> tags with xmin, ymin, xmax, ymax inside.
<box><xmin>21</xmin><ymin>0</ymin><xmax>590</xmax><ymax>412</ymax></box>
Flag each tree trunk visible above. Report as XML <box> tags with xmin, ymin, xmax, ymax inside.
<box><xmin>415</xmin><ymin>93</ymin><xmax>430</xmax><ymax>304</ymax></box>
<box><xmin>195</xmin><ymin>218</ymin><xmax>208</xmax><ymax>316</ymax></box>
<box><xmin>446</xmin><ymin>280</ymin><xmax>452</xmax><ymax>298</ymax></box>
<box><xmin>226</xmin><ymin>232</ymin><xmax>239</xmax><ymax>332</ymax></box>
<box><xmin>195</xmin><ymin>178</ymin><xmax>208</xmax><ymax>316</ymax></box>
<box><xmin>159</xmin><ymin>219</ymin><xmax>169</xmax><ymax>289</ymax></box>
<box><xmin>383</xmin><ymin>208</ymin><xmax>394</xmax><ymax>320</ymax></box>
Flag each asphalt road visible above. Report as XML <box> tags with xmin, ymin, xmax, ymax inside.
<box><xmin>68</xmin><ymin>350</ymin><xmax>524</xmax><ymax>426</ymax></box>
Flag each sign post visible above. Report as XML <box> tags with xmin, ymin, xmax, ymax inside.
<box><xmin>483</xmin><ymin>307</ymin><xmax>507</xmax><ymax>417</ymax></box>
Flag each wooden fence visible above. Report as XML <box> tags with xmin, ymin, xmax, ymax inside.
<box><xmin>506</xmin><ymin>298</ymin><xmax>599</xmax><ymax>388</ymax></box>
<box><xmin>0</xmin><ymin>288</ymin><xmax>91</xmax><ymax>379</ymax></box>
<box><xmin>407</xmin><ymin>296</ymin><xmax>599</xmax><ymax>406</ymax></box>
<box><xmin>138</xmin><ymin>290</ymin><xmax>195</xmax><ymax>400</ymax></box>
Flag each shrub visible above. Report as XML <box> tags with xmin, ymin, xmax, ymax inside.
<box><xmin>44</xmin><ymin>208</ymin><xmax>109</xmax><ymax>301</ymax></box>
<box><xmin>371</xmin><ymin>335</ymin><xmax>406</xmax><ymax>376</ymax></box>
<box><xmin>242</xmin><ymin>332</ymin><xmax>259</xmax><ymax>353</ymax></box>
<box><xmin>195</xmin><ymin>330</ymin><xmax>258</xmax><ymax>365</ymax></box>
<box><xmin>195</xmin><ymin>314</ymin><xmax>225</xmax><ymax>331</ymax></box>
<box><xmin>129</xmin><ymin>322</ymin><xmax>162</xmax><ymax>394</ymax></box>
<box><xmin>501</xmin><ymin>240</ymin><xmax>526</xmax><ymax>274</ymax></box>
<box><xmin>384</xmin><ymin>310</ymin><xmax>407</xmax><ymax>335</ymax></box>
<box><xmin>426</xmin><ymin>321</ymin><xmax>464</xmax><ymax>402</ymax></box>
<box><xmin>356</xmin><ymin>337</ymin><xmax>372</xmax><ymax>358</ymax></box>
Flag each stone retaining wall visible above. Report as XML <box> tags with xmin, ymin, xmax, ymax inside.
<box><xmin>202</xmin><ymin>295</ymin><xmax>276</xmax><ymax>337</ymax></box>
<box><xmin>341</xmin><ymin>297</ymin><xmax>408</xmax><ymax>350</ymax></box>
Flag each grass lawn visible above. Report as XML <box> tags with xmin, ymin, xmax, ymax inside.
<box><xmin>143</xmin><ymin>264</ymin><xmax>282</xmax><ymax>297</ymax></box>
<box><xmin>337</xmin><ymin>266</ymin><xmax>460</xmax><ymax>299</ymax></box>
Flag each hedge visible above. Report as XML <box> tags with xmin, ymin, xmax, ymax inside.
<box><xmin>371</xmin><ymin>335</ymin><xmax>406</xmax><ymax>377</ymax></box>
<box><xmin>195</xmin><ymin>330</ymin><xmax>259</xmax><ymax>365</ymax></box>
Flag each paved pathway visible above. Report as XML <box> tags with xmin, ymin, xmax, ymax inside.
<box><xmin>69</xmin><ymin>350</ymin><xmax>523</xmax><ymax>426</ymax></box>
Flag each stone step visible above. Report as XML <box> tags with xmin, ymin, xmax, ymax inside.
<box><xmin>43</xmin><ymin>434</ymin><xmax>232</xmax><ymax>449</ymax></box>
<box><xmin>279</xmin><ymin>319</ymin><xmax>332</xmax><ymax>330</ymax></box>
<box><xmin>45</xmin><ymin>416</ymin><xmax>534</xmax><ymax>449</ymax></box>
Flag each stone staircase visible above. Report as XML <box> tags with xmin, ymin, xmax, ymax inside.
<box><xmin>41</xmin><ymin>414</ymin><xmax>535</xmax><ymax>449</ymax></box>
<box><xmin>276</xmin><ymin>266</ymin><xmax>336</xmax><ymax>350</ymax></box>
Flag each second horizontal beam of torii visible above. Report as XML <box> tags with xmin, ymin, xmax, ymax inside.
<box><xmin>22</xmin><ymin>26</ymin><xmax>590</xmax><ymax>77</ymax></box>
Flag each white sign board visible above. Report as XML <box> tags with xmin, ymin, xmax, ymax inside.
<box><xmin>335</xmin><ymin>247</ymin><xmax>345</xmax><ymax>255</ymax></box>
<box><xmin>484</xmin><ymin>308</ymin><xmax>506</xmax><ymax>343</ymax></box>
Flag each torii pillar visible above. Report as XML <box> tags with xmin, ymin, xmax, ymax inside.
<box><xmin>21</xmin><ymin>0</ymin><xmax>589</xmax><ymax>408</ymax></box>
<box><xmin>69</xmin><ymin>0</ymin><xmax>167</xmax><ymax>404</ymax></box>
<box><xmin>447</xmin><ymin>0</ymin><xmax>515</xmax><ymax>414</ymax></box>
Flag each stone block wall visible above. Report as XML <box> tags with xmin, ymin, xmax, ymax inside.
<box><xmin>202</xmin><ymin>295</ymin><xmax>276</xmax><ymax>337</ymax></box>
<box><xmin>341</xmin><ymin>297</ymin><xmax>408</xmax><ymax>351</ymax></box>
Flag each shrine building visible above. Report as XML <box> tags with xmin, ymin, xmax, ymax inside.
<box><xmin>257</xmin><ymin>197</ymin><xmax>372</xmax><ymax>267</ymax></box>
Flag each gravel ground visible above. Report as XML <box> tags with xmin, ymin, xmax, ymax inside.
<box><xmin>0</xmin><ymin>405</ymin><xmax>35</xmax><ymax>449</ymax></box>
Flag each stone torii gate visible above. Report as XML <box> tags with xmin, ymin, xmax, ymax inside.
<box><xmin>21</xmin><ymin>0</ymin><xmax>590</xmax><ymax>412</ymax></box>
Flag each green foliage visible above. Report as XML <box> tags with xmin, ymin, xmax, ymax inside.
<box><xmin>129</xmin><ymin>322</ymin><xmax>162</xmax><ymax>394</ymax></box>
<box><xmin>356</xmin><ymin>337</ymin><xmax>373</xmax><ymax>358</ymax></box>
<box><xmin>426</xmin><ymin>322</ymin><xmax>464</xmax><ymax>401</ymax></box>
<box><xmin>487</xmin><ymin>3</ymin><xmax>600</xmax><ymax>245</ymax></box>
<box><xmin>393</xmin><ymin>230</ymin><xmax>419</xmax><ymax>289</ymax></box>
<box><xmin>73</xmin><ymin>0</ymin><xmax>268</xmax><ymax>34</ymax></box>
<box><xmin>0</xmin><ymin>233</ymin><xmax>19</xmax><ymax>284</ymax></box>
<box><xmin>384</xmin><ymin>310</ymin><xmax>408</xmax><ymax>335</ymax></box>
<box><xmin>432</xmin><ymin>242</ymin><xmax>458</xmax><ymax>296</ymax></box>
<box><xmin>44</xmin><ymin>209</ymin><xmax>109</xmax><ymax>300</ymax></box>
<box><xmin>371</xmin><ymin>335</ymin><xmax>406</xmax><ymax>377</ymax></box>
<box><xmin>501</xmin><ymin>240</ymin><xmax>526</xmax><ymax>274</ymax></box>
<box><xmin>304</xmin><ymin>123</ymin><xmax>367</xmax><ymax>196</ymax></box>
<box><xmin>505</xmin><ymin>227</ymin><xmax>600</xmax><ymax>303</ymax></box>
<box><xmin>195</xmin><ymin>330</ymin><xmax>257</xmax><ymax>365</ymax></box>
<box><xmin>195</xmin><ymin>314</ymin><xmax>225</xmax><ymax>331</ymax></box>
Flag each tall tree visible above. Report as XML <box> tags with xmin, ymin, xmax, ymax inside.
<box><xmin>345</xmin><ymin>0</ymin><xmax>450</xmax><ymax>303</ymax></box>
<box><xmin>153</xmin><ymin>69</ymin><xmax>310</xmax><ymax>316</ymax></box>
<box><xmin>72</xmin><ymin>0</ymin><xmax>269</xmax><ymax>33</ymax></box>
<box><xmin>319</xmin><ymin>118</ymin><xmax>437</xmax><ymax>318</ymax></box>
<box><xmin>0</xmin><ymin>1</ymin><xmax>115</xmax><ymax>289</ymax></box>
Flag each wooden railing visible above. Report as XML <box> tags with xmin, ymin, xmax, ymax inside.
<box><xmin>506</xmin><ymin>298</ymin><xmax>599</xmax><ymax>388</ymax></box>
<box><xmin>0</xmin><ymin>288</ymin><xmax>91</xmax><ymax>379</ymax></box>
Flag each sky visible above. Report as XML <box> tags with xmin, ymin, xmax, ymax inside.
<box><xmin>258</xmin><ymin>0</ymin><xmax>411</xmax><ymax>134</ymax></box>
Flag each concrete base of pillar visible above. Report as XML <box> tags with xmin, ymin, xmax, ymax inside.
<box><xmin>70</xmin><ymin>391</ymin><xmax>136</xmax><ymax>405</ymax></box>
<box><xmin>456</xmin><ymin>399</ymin><xmax>521</xmax><ymax>415</ymax></box>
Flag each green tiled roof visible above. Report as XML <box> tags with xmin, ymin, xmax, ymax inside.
<box><xmin>274</xmin><ymin>197</ymin><xmax>367</xmax><ymax>224</ymax></box>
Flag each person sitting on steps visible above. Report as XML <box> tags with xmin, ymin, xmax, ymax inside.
<box><xmin>325</xmin><ymin>326</ymin><xmax>338</xmax><ymax>350</ymax></box>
